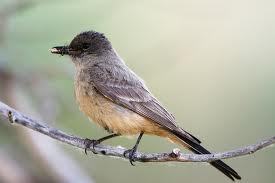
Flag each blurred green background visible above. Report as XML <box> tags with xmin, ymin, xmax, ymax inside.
<box><xmin>0</xmin><ymin>0</ymin><xmax>274</xmax><ymax>183</ymax></box>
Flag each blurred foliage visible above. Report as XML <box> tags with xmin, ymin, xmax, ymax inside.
<box><xmin>1</xmin><ymin>0</ymin><xmax>275</xmax><ymax>183</ymax></box>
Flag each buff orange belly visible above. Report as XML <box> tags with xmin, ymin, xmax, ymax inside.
<box><xmin>74</xmin><ymin>84</ymin><xmax>165</xmax><ymax>136</ymax></box>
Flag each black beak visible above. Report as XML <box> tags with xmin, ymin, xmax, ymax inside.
<box><xmin>50</xmin><ymin>46</ymin><xmax>69</xmax><ymax>55</ymax></box>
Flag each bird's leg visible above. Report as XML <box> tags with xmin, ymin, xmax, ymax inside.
<box><xmin>84</xmin><ymin>133</ymin><xmax>119</xmax><ymax>155</ymax></box>
<box><xmin>123</xmin><ymin>132</ymin><xmax>144</xmax><ymax>166</ymax></box>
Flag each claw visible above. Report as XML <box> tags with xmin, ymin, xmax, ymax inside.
<box><xmin>84</xmin><ymin>138</ymin><xmax>99</xmax><ymax>155</ymax></box>
<box><xmin>123</xmin><ymin>148</ymin><xmax>137</xmax><ymax>166</ymax></box>
<box><xmin>83</xmin><ymin>134</ymin><xmax>119</xmax><ymax>155</ymax></box>
<box><xmin>123</xmin><ymin>132</ymin><xmax>144</xmax><ymax>166</ymax></box>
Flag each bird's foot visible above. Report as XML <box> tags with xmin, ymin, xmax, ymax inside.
<box><xmin>84</xmin><ymin>138</ymin><xmax>100</xmax><ymax>155</ymax></box>
<box><xmin>123</xmin><ymin>147</ymin><xmax>137</xmax><ymax>166</ymax></box>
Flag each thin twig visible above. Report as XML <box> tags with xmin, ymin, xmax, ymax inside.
<box><xmin>0</xmin><ymin>101</ymin><xmax>274</xmax><ymax>163</ymax></box>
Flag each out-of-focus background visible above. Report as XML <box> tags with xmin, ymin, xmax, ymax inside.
<box><xmin>0</xmin><ymin>0</ymin><xmax>274</xmax><ymax>183</ymax></box>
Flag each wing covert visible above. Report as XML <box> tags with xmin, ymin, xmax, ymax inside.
<box><xmin>89</xmin><ymin>63</ymin><xmax>178</xmax><ymax>130</ymax></box>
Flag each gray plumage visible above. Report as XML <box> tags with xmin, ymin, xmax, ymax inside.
<box><xmin>50</xmin><ymin>31</ymin><xmax>241</xmax><ymax>181</ymax></box>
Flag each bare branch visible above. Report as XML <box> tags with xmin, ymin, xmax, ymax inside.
<box><xmin>0</xmin><ymin>100</ymin><xmax>274</xmax><ymax>163</ymax></box>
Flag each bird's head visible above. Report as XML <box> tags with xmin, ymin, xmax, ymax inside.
<box><xmin>50</xmin><ymin>31</ymin><xmax>114</xmax><ymax>66</ymax></box>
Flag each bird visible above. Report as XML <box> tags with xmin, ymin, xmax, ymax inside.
<box><xmin>50</xmin><ymin>30</ymin><xmax>241</xmax><ymax>181</ymax></box>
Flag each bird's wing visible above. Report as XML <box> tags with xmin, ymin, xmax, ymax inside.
<box><xmin>89</xmin><ymin>63</ymin><xmax>200</xmax><ymax>144</ymax></box>
<box><xmin>89</xmin><ymin>63</ymin><xmax>179</xmax><ymax>131</ymax></box>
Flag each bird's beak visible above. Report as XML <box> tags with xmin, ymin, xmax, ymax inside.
<box><xmin>50</xmin><ymin>46</ymin><xmax>70</xmax><ymax>56</ymax></box>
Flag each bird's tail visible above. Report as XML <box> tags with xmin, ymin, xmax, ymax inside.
<box><xmin>169</xmin><ymin>129</ymin><xmax>241</xmax><ymax>181</ymax></box>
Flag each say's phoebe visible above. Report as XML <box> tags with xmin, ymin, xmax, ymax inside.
<box><xmin>50</xmin><ymin>31</ymin><xmax>241</xmax><ymax>181</ymax></box>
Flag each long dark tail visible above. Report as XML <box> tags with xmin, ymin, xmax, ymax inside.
<box><xmin>172</xmin><ymin>130</ymin><xmax>241</xmax><ymax>181</ymax></box>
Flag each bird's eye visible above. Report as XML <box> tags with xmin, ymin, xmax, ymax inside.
<box><xmin>82</xmin><ymin>43</ymin><xmax>90</xmax><ymax>50</ymax></box>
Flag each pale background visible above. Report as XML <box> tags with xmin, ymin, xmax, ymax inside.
<box><xmin>0</xmin><ymin>0</ymin><xmax>274</xmax><ymax>183</ymax></box>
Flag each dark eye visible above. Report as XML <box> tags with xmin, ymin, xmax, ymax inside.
<box><xmin>82</xmin><ymin>43</ymin><xmax>90</xmax><ymax>50</ymax></box>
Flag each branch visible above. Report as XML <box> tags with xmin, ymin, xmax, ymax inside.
<box><xmin>0</xmin><ymin>101</ymin><xmax>274</xmax><ymax>163</ymax></box>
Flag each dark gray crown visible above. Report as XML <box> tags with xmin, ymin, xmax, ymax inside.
<box><xmin>69</xmin><ymin>31</ymin><xmax>112</xmax><ymax>55</ymax></box>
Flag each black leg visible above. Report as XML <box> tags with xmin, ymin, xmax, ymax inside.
<box><xmin>123</xmin><ymin>132</ymin><xmax>144</xmax><ymax>166</ymax></box>
<box><xmin>84</xmin><ymin>133</ymin><xmax>119</xmax><ymax>154</ymax></box>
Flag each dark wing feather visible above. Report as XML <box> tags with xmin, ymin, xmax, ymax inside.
<box><xmin>89</xmin><ymin>63</ymin><xmax>178</xmax><ymax>130</ymax></box>
<box><xmin>88</xmin><ymin>63</ymin><xmax>200</xmax><ymax>144</ymax></box>
<box><xmin>95</xmin><ymin>82</ymin><xmax>178</xmax><ymax>130</ymax></box>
